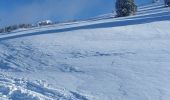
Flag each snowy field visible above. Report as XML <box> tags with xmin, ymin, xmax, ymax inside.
<box><xmin>0</xmin><ymin>2</ymin><xmax>170</xmax><ymax>100</ymax></box>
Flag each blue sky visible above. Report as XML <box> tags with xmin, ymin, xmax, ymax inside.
<box><xmin>0</xmin><ymin>0</ymin><xmax>152</xmax><ymax>27</ymax></box>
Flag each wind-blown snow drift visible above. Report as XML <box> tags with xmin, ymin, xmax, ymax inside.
<box><xmin>0</xmin><ymin>2</ymin><xmax>170</xmax><ymax>100</ymax></box>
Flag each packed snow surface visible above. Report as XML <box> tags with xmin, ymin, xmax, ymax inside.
<box><xmin>0</xmin><ymin>2</ymin><xmax>170</xmax><ymax>100</ymax></box>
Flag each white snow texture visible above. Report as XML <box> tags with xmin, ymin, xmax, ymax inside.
<box><xmin>0</xmin><ymin>1</ymin><xmax>170</xmax><ymax>100</ymax></box>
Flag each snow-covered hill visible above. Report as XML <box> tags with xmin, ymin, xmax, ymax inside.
<box><xmin>0</xmin><ymin>2</ymin><xmax>170</xmax><ymax>100</ymax></box>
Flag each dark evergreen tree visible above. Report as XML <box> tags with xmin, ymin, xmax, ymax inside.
<box><xmin>0</xmin><ymin>28</ymin><xmax>4</xmax><ymax>33</ymax></box>
<box><xmin>116</xmin><ymin>0</ymin><xmax>137</xmax><ymax>17</ymax></box>
<box><xmin>164</xmin><ymin>0</ymin><xmax>170</xmax><ymax>7</ymax></box>
<box><xmin>18</xmin><ymin>24</ymin><xmax>32</xmax><ymax>28</ymax></box>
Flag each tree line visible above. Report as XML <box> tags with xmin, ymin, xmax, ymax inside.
<box><xmin>0</xmin><ymin>24</ymin><xmax>32</xmax><ymax>33</ymax></box>
<box><xmin>0</xmin><ymin>20</ymin><xmax>54</xmax><ymax>33</ymax></box>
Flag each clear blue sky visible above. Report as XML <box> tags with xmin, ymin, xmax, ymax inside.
<box><xmin>0</xmin><ymin>0</ymin><xmax>152</xmax><ymax>27</ymax></box>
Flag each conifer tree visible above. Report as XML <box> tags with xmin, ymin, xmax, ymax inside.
<box><xmin>164</xmin><ymin>0</ymin><xmax>170</xmax><ymax>7</ymax></box>
<box><xmin>116</xmin><ymin>0</ymin><xmax>137</xmax><ymax>17</ymax></box>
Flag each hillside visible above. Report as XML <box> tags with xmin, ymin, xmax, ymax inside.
<box><xmin>0</xmin><ymin>2</ymin><xmax>170</xmax><ymax>100</ymax></box>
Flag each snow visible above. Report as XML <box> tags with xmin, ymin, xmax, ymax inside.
<box><xmin>0</xmin><ymin>2</ymin><xmax>170</xmax><ymax>100</ymax></box>
<box><xmin>0</xmin><ymin>74</ymin><xmax>91</xmax><ymax>100</ymax></box>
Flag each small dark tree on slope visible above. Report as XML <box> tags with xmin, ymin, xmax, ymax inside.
<box><xmin>116</xmin><ymin>0</ymin><xmax>137</xmax><ymax>17</ymax></box>
<box><xmin>164</xmin><ymin>0</ymin><xmax>170</xmax><ymax>7</ymax></box>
